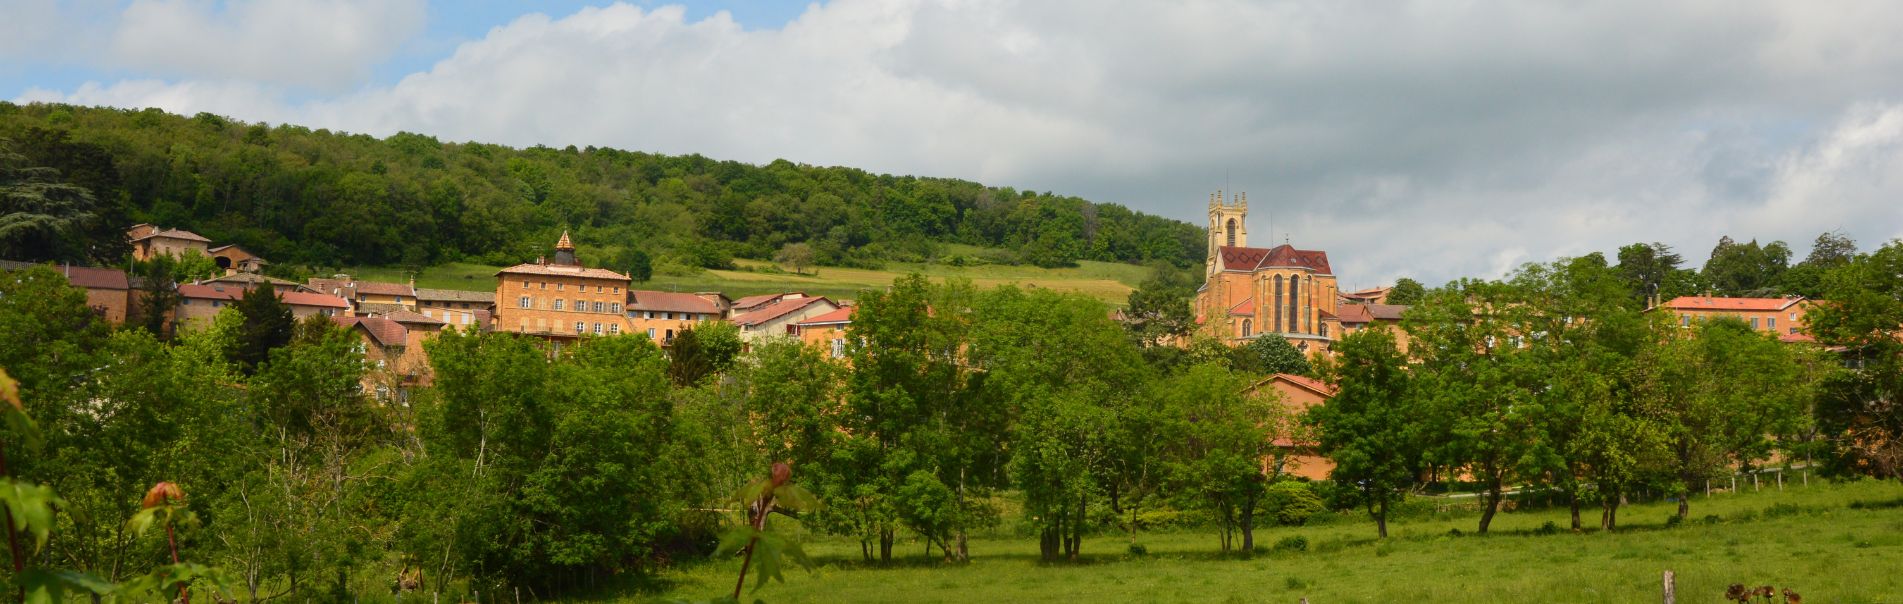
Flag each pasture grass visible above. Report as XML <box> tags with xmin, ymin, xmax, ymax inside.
<box><xmin>342</xmin><ymin>255</ymin><xmax>1152</xmax><ymax>305</ymax></box>
<box><xmin>639</xmin><ymin>477</ymin><xmax>1903</xmax><ymax>603</ymax></box>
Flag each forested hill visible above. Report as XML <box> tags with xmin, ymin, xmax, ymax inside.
<box><xmin>0</xmin><ymin>102</ymin><xmax>1204</xmax><ymax>274</ymax></box>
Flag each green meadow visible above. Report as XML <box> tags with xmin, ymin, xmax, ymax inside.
<box><xmin>641</xmin><ymin>477</ymin><xmax>1903</xmax><ymax>604</ymax></box>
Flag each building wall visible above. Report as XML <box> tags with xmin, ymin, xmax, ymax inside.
<box><xmin>628</xmin><ymin>311</ymin><xmax>716</xmax><ymax>344</ymax></box>
<box><xmin>1672</xmin><ymin>302</ymin><xmax>1811</xmax><ymax>336</ymax></box>
<box><xmin>1262</xmin><ymin>379</ymin><xmax>1335</xmax><ymax>481</ymax></box>
<box><xmin>354</xmin><ymin>293</ymin><xmax>416</xmax><ymax>310</ymax></box>
<box><xmin>1339</xmin><ymin>318</ymin><xmax>1410</xmax><ymax>354</ymax></box>
<box><xmin>418</xmin><ymin>307</ymin><xmax>485</xmax><ymax>330</ymax></box>
<box><xmin>174</xmin><ymin>297</ymin><xmax>231</xmax><ymax>331</ymax></box>
<box><xmin>134</xmin><ymin>237</ymin><xmax>209</xmax><ymax>261</ymax></box>
<box><xmin>83</xmin><ymin>287</ymin><xmax>129</xmax><ymax>324</ymax></box>
<box><xmin>738</xmin><ymin>302</ymin><xmax>839</xmax><ymax>343</ymax></box>
<box><xmin>799</xmin><ymin>323</ymin><xmax>850</xmax><ymax>358</ymax></box>
<box><xmin>496</xmin><ymin>273</ymin><xmax>631</xmax><ymax>337</ymax></box>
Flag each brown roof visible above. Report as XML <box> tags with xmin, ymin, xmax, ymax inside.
<box><xmin>415</xmin><ymin>288</ymin><xmax>493</xmax><ymax>304</ymax></box>
<box><xmin>1228</xmin><ymin>297</ymin><xmax>1254</xmax><ymax>317</ymax></box>
<box><xmin>200</xmin><ymin>272</ymin><xmax>307</xmax><ymax>291</ymax></box>
<box><xmin>332</xmin><ymin>316</ymin><xmax>408</xmax><ymax>347</ymax></box>
<box><xmin>177</xmin><ymin>283</ymin><xmax>242</xmax><ymax>301</ymax></box>
<box><xmin>177</xmin><ymin>284</ymin><xmax>348</xmax><ymax>308</ymax></box>
<box><xmin>1217</xmin><ymin>244</ymin><xmax>1332</xmax><ymax>274</ymax></box>
<box><xmin>1658</xmin><ymin>296</ymin><xmax>1803</xmax><ymax>312</ymax></box>
<box><xmin>1337</xmin><ymin>303</ymin><xmax>1374</xmax><ymax>324</ymax></box>
<box><xmin>733</xmin><ymin>292</ymin><xmax>797</xmax><ymax>310</ymax></box>
<box><xmin>0</xmin><ymin>261</ymin><xmax>129</xmax><ymax>290</ymax></box>
<box><xmin>1273</xmin><ymin>373</ymin><xmax>1337</xmax><ymax>397</ymax></box>
<box><xmin>795</xmin><ymin>306</ymin><xmax>855</xmax><ymax>326</ymax></box>
<box><xmin>496</xmin><ymin>262</ymin><xmax>630</xmax><ymax>281</ymax></box>
<box><xmin>129</xmin><ymin>227</ymin><xmax>211</xmax><ymax>243</ymax></box>
<box><xmin>628</xmin><ymin>290</ymin><xmax>722</xmax><ymax>314</ymax></box>
<box><xmin>1366</xmin><ymin>304</ymin><xmax>1409</xmax><ymax>320</ymax></box>
<box><xmin>351</xmin><ymin>280</ymin><xmax>415</xmax><ymax>297</ymax></box>
<box><xmin>733</xmin><ymin>296</ymin><xmax>834</xmax><ymax>327</ymax></box>
<box><xmin>280</xmin><ymin>291</ymin><xmax>351</xmax><ymax>308</ymax></box>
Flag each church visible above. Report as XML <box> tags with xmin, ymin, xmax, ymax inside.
<box><xmin>1193</xmin><ymin>191</ymin><xmax>1343</xmax><ymax>352</ymax></box>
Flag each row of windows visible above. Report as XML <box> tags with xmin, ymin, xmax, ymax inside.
<box><xmin>1677</xmin><ymin>312</ymin><xmax>1800</xmax><ymax>331</ymax></box>
<box><xmin>633</xmin><ymin>310</ymin><xmax>711</xmax><ymax>321</ymax></box>
<box><xmin>522</xmin><ymin>280</ymin><xmax>621</xmax><ymax>294</ymax></box>
<box><xmin>515</xmin><ymin>296</ymin><xmax>622</xmax><ymax>314</ymax></box>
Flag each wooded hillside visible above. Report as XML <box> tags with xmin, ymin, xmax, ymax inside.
<box><xmin>0</xmin><ymin>102</ymin><xmax>1204</xmax><ymax>273</ymax></box>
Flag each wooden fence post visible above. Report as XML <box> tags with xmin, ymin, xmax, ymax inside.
<box><xmin>1663</xmin><ymin>570</ymin><xmax>1676</xmax><ymax>604</ymax></box>
<box><xmin>1753</xmin><ymin>473</ymin><xmax>1760</xmax><ymax>492</ymax></box>
<box><xmin>1777</xmin><ymin>470</ymin><xmax>1783</xmax><ymax>491</ymax></box>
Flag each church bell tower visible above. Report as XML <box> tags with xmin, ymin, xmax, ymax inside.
<box><xmin>1207</xmin><ymin>190</ymin><xmax>1247</xmax><ymax>277</ymax></box>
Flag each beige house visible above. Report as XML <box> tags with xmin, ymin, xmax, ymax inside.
<box><xmin>175</xmin><ymin>283</ymin><xmax>349</xmax><ymax>331</ymax></box>
<box><xmin>127</xmin><ymin>224</ymin><xmax>211</xmax><ymax>261</ymax></box>
<box><xmin>731</xmin><ymin>295</ymin><xmax>840</xmax><ymax>343</ymax></box>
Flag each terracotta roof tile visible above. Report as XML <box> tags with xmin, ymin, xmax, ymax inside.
<box><xmin>129</xmin><ymin>227</ymin><xmax>211</xmax><ymax>243</ymax></box>
<box><xmin>415</xmin><ymin>288</ymin><xmax>493</xmax><ymax>304</ymax></box>
<box><xmin>1337</xmin><ymin>303</ymin><xmax>1375</xmax><ymax>324</ymax></box>
<box><xmin>1228</xmin><ymin>297</ymin><xmax>1254</xmax><ymax>317</ymax></box>
<box><xmin>733</xmin><ymin>296</ymin><xmax>833</xmax><ymax>327</ymax></box>
<box><xmin>332</xmin><ymin>316</ymin><xmax>408</xmax><ymax>347</ymax></box>
<box><xmin>0</xmin><ymin>262</ymin><xmax>131</xmax><ymax>290</ymax></box>
<box><xmin>733</xmin><ymin>292</ymin><xmax>799</xmax><ymax>310</ymax></box>
<box><xmin>496</xmin><ymin>263</ymin><xmax>630</xmax><ymax>281</ymax></box>
<box><xmin>1366</xmin><ymin>304</ymin><xmax>1409</xmax><ymax>320</ymax></box>
<box><xmin>628</xmin><ymin>290</ymin><xmax>723</xmax><ymax>314</ymax></box>
<box><xmin>1217</xmin><ymin>244</ymin><xmax>1332</xmax><ymax>274</ymax></box>
<box><xmin>795</xmin><ymin>306</ymin><xmax>855</xmax><ymax>326</ymax></box>
<box><xmin>1658</xmin><ymin>296</ymin><xmax>1804</xmax><ymax>312</ymax></box>
<box><xmin>351</xmin><ymin>281</ymin><xmax>415</xmax><ymax>297</ymax></box>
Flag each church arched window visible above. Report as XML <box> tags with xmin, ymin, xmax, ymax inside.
<box><xmin>1272</xmin><ymin>276</ymin><xmax>1284</xmax><ymax>333</ymax></box>
<box><xmin>1225</xmin><ymin>218</ymin><xmax>1237</xmax><ymax>247</ymax></box>
<box><xmin>1286</xmin><ymin>276</ymin><xmax>1299</xmax><ymax>335</ymax></box>
<box><xmin>1241</xmin><ymin>318</ymin><xmax>1252</xmax><ymax>337</ymax></box>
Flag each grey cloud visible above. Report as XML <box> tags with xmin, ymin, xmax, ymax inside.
<box><xmin>19</xmin><ymin>0</ymin><xmax>1903</xmax><ymax>285</ymax></box>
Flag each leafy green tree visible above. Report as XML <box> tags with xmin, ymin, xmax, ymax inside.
<box><xmin>970</xmin><ymin>285</ymin><xmax>1147</xmax><ymax>560</ymax></box>
<box><xmin>623</xmin><ymin>248</ymin><xmax>653</xmax><ymax>282</ymax></box>
<box><xmin>1156</xmin><ymin>363</ymin><xmax>1289</xmax><ymax>551</ymax></box>
<box><xmin>0</xmin><ymin>139</ymin><xmax>97</xmax><ymax>262</ymax></box>
<box><xmin>1384</xmin><ymin>278</ymin><xmax>1426</xmax><ymax>305</ymax></box>
<box><xmin>1123</xmin><ymin>263</ymin><xmax>1195</xmax><ymax>346</ymax></box>
<box><xmin>1779</xmin><ymin>231</ymin><xmax>1857</xmax><ymax>298</ymax></box>
<box><xmin>1702</xmin><ymin>236</ymin><xmax>1791</xmax><ymax>296</ymax></box>
<box><xmin>1307</xmin><ymin>326</ymin><xmax>1419</xmax><ymax>538</ymax></box>
<box><xmin>227</xmin><ymin>283</ymin><xmax>294</xmax><ymax>375</ymax></box>
<box><xmin>1615</xmin><ymin>242</ymin><xmax>1699</xmax><ymax>303</ymax></box>
<box><xmin>1229</xmin><ymin>335</ymin><xmax>1312</xmax><ymax>377</ymax></box>
<box><xmin>668</xmin><ymin>321</ymin><xmax>742</xmax><ymax>386</ymax></box>
<box><xmin>1807</xmin><ymin>240</ymin><xmax>1903</xmax><ymax>481</ymax></box>
<box><xmin>774</xmin><ymin>242</ymin><xmax>815</xmax><ymax>274</ymax></box>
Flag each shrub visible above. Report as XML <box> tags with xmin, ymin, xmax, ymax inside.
<box><xmin>1665</xmin><ymin>515</ymin><xmax>1684</xmax><ymax>528</ymax></box>
<box><xmin>1284</xmin><ymin>576</ymin><xmax>1309</xmax><ymax>590</ymax></box>
<box><xmin>1272</xmin><ymin>535</ymin><xmax>1309</xmax><ymax>553</ymax></box>
<box><xmin>1263</xmin><ymin>481</ymin><xmax>1327</xmax><ymax>526</ymax></box>
<box><xmin>1763</xmin><ymin>503</ymin><xmax>1802</xmax><ymax>518</ymax></box>
<box><xmin>1127</xmin><ymin>543</ymin><xmax>1148</xmax><ymax>557</ymax></box>
<box><xmin>1533</xmin><ymin>521</ymin><xmax>1561</xmax><ymax>535</ymax></box>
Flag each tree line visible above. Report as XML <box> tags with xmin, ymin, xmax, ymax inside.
<box><xmin>3</xmin><ymin>247</ymin><xmax>1898</xmax><ymax>599</ymax></box>
<box><xmin>0</xmin><ymin>103</ymin><xmax>1205</xmax><ymax>274</ymax></box>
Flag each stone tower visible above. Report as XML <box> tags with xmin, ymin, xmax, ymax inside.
<box><xmin>1206</xmin><ymin>190</ymin><xmax>1247</xmax><ymax>277</ymax></box>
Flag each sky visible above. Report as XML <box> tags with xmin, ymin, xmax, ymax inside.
<box><xmin>6</xmin><ymin>0</ymin><xmax>1903</xmax><ymax>289</ymax></box>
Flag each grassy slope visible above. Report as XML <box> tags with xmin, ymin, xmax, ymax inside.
<box><xmin>643</xmin><ymin>478</ymin><xmax>1903</xmax><ymax>604</ymax></box>
<box><xmin>344</xmin><ymin>255</ymin><xmax>1151</xmax><ymax>305</ymax></box>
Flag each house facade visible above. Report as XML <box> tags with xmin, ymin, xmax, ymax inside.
<box><xmin>626</xmin><ymin>290</ymin><xmax>725</xmax><ymax>344</ymax></box>
<box><xmin>494</xmin><ymin>232</ymin><xmax>633</xmax><ymax>340</ymax></box>
<box><xmin>1653</xmin><ymin>296</ymin><xmax>1814</xmax><ymax>341</ymax></box>
<box><xmin>127</xmin><ymin>224</ymin><xmax>211</xmax><ymax>261</ymax></box>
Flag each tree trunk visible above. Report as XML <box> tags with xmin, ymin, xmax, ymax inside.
<box><xmin>1477</xmin><ymin>480</ymin><xmax>1503</xmax><ymax>534</ymax></box>
<box><xmin>1374</xmin><ymin>512</ymin><xmax>1388</xmax><ymax>539</ymax></box>
<box><xmin>1601</xmin><ymin>495</ymin><xmax>1619</xmax><ymax>531</ymax></box>
<box><xmin>1677</xmin><ymin>496</ymin><xmax>1689</xmax><ymax>519</ymax></box>
<box><xmin>1568</xmin><ymin>494</ymin><xmax>1581</xmax><ymax>531</ymax></box>
<box><xmin>878</xmin><ymin>529</ymin><xmax>893</xmax><ymax>563</ymax></box>
<box><xmin>1239</xmin><ymin>493</ymin><xmax>1257</xmax><ymax>552</ymax></box>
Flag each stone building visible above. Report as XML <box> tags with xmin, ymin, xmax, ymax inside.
<box><xmin>126</xmin><ymin>224</ymin><xmax>211</xmax><ymax>261</ymax></box>
<box><xmin>493</xmin><ymin>232</ymin><xmax>632</xmax><ymax>340</ymax></box>
<box><xmin>625</xmin><ymin>290</ymin><xmax>725</xmax><ymax>345</ymax></box>
<box><xmin>1193</xmin><ymin>191</ymin><xmax>1342</xmax><ymax>352</ymax></box>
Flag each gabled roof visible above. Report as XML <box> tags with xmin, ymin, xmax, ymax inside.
<box><xmin>1366</xmin><ymin>304</ymin><xmax>1409</xmax><ymax>320</ymax></box>
<box><xmin>129</xmin><ymin>227</ymin><xmax>211</xmax><ymax>243</ymax></box>
<box><xmin>366</xmin><ymin>308</ymin><xmax>443</xmax><ymax>326</ymax></box>
<box><xmin>1217</xmin><ymin>244</ymin><xmax>1332</xmax><ymax>274</ymax></box>
<box><xmin>199</xmin><ymin>272</ymin><xmax>307</xmax><ymax>291</ymax></box>
<box><xmin>628</xmin><ymin>290</ymin><xmax>723</xmax><ymax>314</ymax></box>
<box><xmin>732</xmin><ymin>296</ymin><xmax>833</xmax><ymax>327</ymax></box>
<box><xmin>279</xmin><ymin>291</ymin><xmax>351</xmax><ymax>308</ymax></box>
<box><xmin>1228</xmin><ymin>297</ymin><xmax>1254</xmax><ymax>317</ymax></box>
<box><xmin>1337</xmin><ymin>303</ymin><xmax>1374</xmax><ymax>324</ymax></box>
<box><xmin>415</xmin><ymin>288</ymin><xmax>494</xmax><ymax>304</ymax></box>
<box><xmin>177</xmin><ymin>283</ymin><xmax>241</xmax><ymax>301</ymax></box>
<box><xmin>332</xmin><ymin>316</ymin><xmax>408</xmax><ymax>348</ymax></box>
<box><xmin>1270</xmin><ymin>373</ymin><xmax>1337</xmax><ymax>397</ymax></box>
<box><xmin>180</xmin><ymin>283</ymin><xmax>348</xmax><ymax>308</ymax></box>
<box><xmin>1657</xmin><ymin>296</ymin><xmax>1804</xmax><ymax>312</ymax></box>
<box><xmin>794</xmin><ymin>306</ymin><xmax>855</xmax><ymax>326</ymax></box>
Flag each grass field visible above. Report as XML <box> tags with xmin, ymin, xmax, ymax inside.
<box><xmin>640</xmin><ymin>477</ymin><xmax>1903</xmax><ymax>603</ymax></box>
<box><xmin>343</xmin><ymin>253</ymin><xmax>1152</xmax><ymax>305</ymax></box>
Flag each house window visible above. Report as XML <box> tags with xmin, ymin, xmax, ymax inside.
<box><xmin>610</xmin><ymin>303</ymin><xmax>622</xmax><ymax>314</ymax></box>
<box><xmin>831</xmin><ymin>338</ymin><xmax>845</xmax><ymax>358</ymax></box>
<box><xmin>1240</xmin><ymin>318</ymin><xmax>1253</xmax><ymax>337</ymax></box>
<box><xmin>1789</xmin><ymin>327</ymin><xmax>1799</xmax><ymax>335</ymax></box>
<box><xmin>522</xmin><ymin>281</ymin><xmax>529</xmax><ymax>288</ymax></box>
<box><xmin>1680</xmin><ymin>315</ymin><xmax>1689</xmax><ymax>327</ymax></box>
<box><xmin>574</xmin><ymin>321</ymin><xmax>585</xmax><ymax>334</ymax></box>
<box><xmin>539</xmin><ymin>282</ymin><xmax>546</xmax><ymax>289</ymax></box>
<box><xmin>1319</xmin><ymin>323</ymin><xmax>1328</xmax><ymax>338</ymax></box>
<box><xmin>647</xmin><ymin>328</ymin><xmax>656</xmax><ymax>339</ymax></box>
<box><xmin>1790</xmin><ymin>312</ymin><xmax>1798</xmax><ymax>321</ymax></box>
<box><xmin>613</xmin><ymin>287</ymin><xmax>620</xmax><ymax>293</ymax></box>
<box><xmin>519</xmin><ymin>296</ymin><xmax>531</xmax><ymax>309</ymax></box>
<box><xmin>664</xmin><ymin>311</ymin><xmax>674</xmax><ymax>320</ymax></box>
<box><xmin>554</xmin><ymin>299</ymin><xmax>565</xmax><ymax>311</ymax></box>
<box><xmin>593</xmin><ymin>323</ymin><xmax>603</xmax><ymax>335</ymax></box>
<box><xmin>643</xmin><ymin>311</ymin><xmax>653</xmax><ymax>319</ymax></box>
<box><xmin>1750</xmin><ymin>317</ymin><xmax>1759</xmax><ymax>329</ymax></box>
<box><xmin>557</xmin><ymin>283</ymin><xmax>564</xmax><ymax>291</ymax></box>
<box><xmin>1768</xmin><ymin>317</ymin><xmax>1776</xmax><ymax>330</ymax></box>
<box><xmin>593</xmin><ymin>301</ymin><xmax>605</xmax><ymax>313</ymax></box>
<box><xmin>609</xmin><ymin>324</ymin><xmax>620</xmax><ymax>334</ymax></box>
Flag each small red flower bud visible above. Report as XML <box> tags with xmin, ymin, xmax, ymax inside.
<box><xmin>770</xmin><ymin>462</ymin><xmax>792</xmax><ymax>487</ymax></box>
<box><xmin>142</xmin><ymin>482</ymin><xmax>184</xmax><ymax>509</ymax></box>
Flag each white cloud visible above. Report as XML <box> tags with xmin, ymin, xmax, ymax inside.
<box><xmin>16</xmin><ymin>0</ymin><xmax>1903</xmax><ymax>284</ymax></box>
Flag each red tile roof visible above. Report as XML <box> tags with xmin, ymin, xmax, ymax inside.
<box><xmin>1218</xmin><ymin>244</ymin><xmax>1332</xmax><ymax>274</ymax></box>
<box><xmin>733</xmin><ymin>292</ymin><xmax>798</xmax><ymax>311</ymax></box>
<box><xmin>279</xmin><ymin>291</ymin><xmax>350</xmax><ymax>308</ymax></box>
<box><xmin>1275</xmin><ymin>373</ymin><xmax>1337</xmax><ymax>397</ymax></box>
<box><xmin>496</xmin><ymin>262</ymin><xmax>630</xmax><ymax>281</ymax></box>
<box><xmin>1778</xmin><ymin>333</ymin><xmax>1816</xmax><ymax>343</ymax></box>
<box><xmin>1366</xmin><ymin>304</ymin><xmax>1409</xmax><ymax>320</ymax></box>
<box><xmin>129</xmin><ymin>227</ymin><xmax>211</xmax><ymax>243</ymax></box>
<box><xmin>60</xmin><ymin>265</ymin><xmax>129</xmax><ymax>290</ymax></box>
<box><xmin>181</xmin><ymin>284</ymin><xmax>348</xmax><ymax>308</ymax></box>
<box><xmin>1658</xmin><ymin>296</ymin><xmax>1804</xmax><ymax>312</ymax></box>
<box><xmin>1337</xmin><ymin>303</ymin><xmax>1374</xmax><ymax>324</ymax></box>
<box><xmin>733</xmin><ymin>296</ymin><xmax>834</xmax><ymax>327</ymax></box>
<box><xmin>332</xmin><ymin>316</ymin><xmax>408</xmax><ymax>347</ymax></box>
<box><xmin>628</xmin><ymin>290</ymin><xmax>723</xmax><ymax>314</ymax></box>
<box><xmin>795</xmin><ymin>306</ymin><xmax>855</xmax><ymax>326</ymax></box>
<box><xmin>415</xmin><ymin>288</ymin><xmax>493</xmax><ymax>304</ymax></box>
<box><xmin>1228</xmin><ymin>297</ymin><xmax>1254</xmax><ymax>317</ymax></box>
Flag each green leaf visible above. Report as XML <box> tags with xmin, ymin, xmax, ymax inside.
<box><xmin>772</xmin><ymin>483</ymin><xmax>820</xmax><ymax>512</ymax></box>
<box><xmin>20</xmin><ymin>569</ymin><xmax>115</xmax><ymax>604</ymax></box>
<box><xmin>712</xmin><ymin>526</ymin><xmax>757</xmax><ymax>559</ymax></box>
<box><xmin>125</xmin><ymin>507</ymin><xmax>159</xmax><ymax>536</ymax></box>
